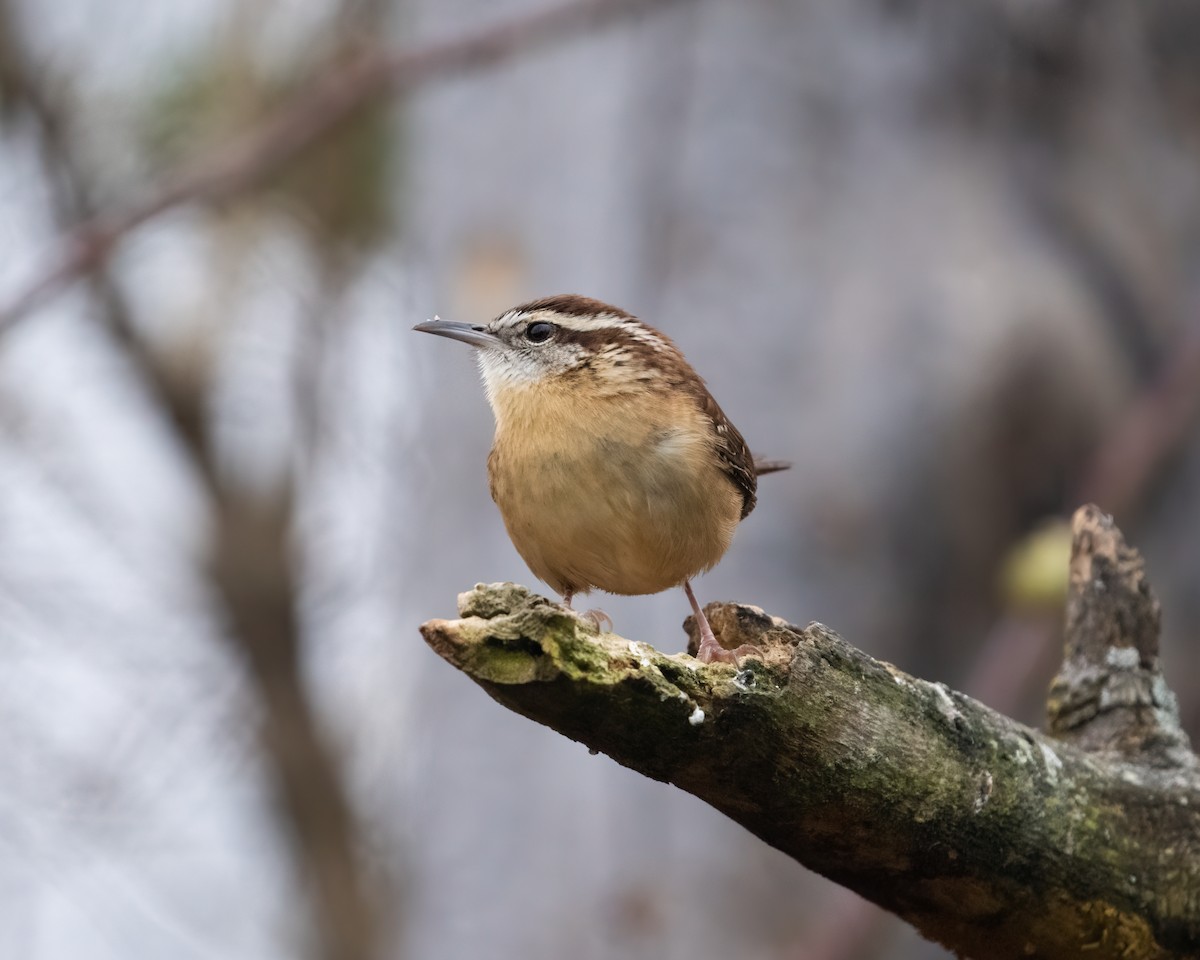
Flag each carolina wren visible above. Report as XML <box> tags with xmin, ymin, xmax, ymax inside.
<box><xmin>414</xmin><ymin>294</ymin><xmax>785</xmax><ymax>664</ymax></box>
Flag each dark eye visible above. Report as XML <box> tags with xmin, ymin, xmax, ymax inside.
<box><xmin>525</xmin><ymin>321</ymin><xmax>555</xmax><ymax>343</ymax></box>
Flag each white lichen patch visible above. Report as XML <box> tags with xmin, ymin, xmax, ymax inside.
<box><xmin>1001</xmin><ymin>732</ymin><xmax>1038</xmax><ymax>768</ymax></box>
<box><xmin>626</xmin><ymin>641</ymin><xmax>653</xmax><ymax>667</ymax></box>
<box><xmin>974</xmin><ymin>772</ymin><xmax>994</xmax><ymax>812</ymax></box>
<box><xmin>884</xmin><ymin>664</ymin><xmax>909</xmax><ymax>687</ymax></box>
<box><xmin>1151</xmin><ymin>675</ymin><xmax>1179</xmax><ymax>711</ymax></box>
<box><xmin>930</xmin><ymin>682</ymin><xmax>963</xmax><ymax>726</ymax></box>
<box><xmin>1104</xmin><ymin>646</ymin><xmax>1140</xmax><ymax>669</ymax></box>
<box><xmin>688</xmin><ymin>706</ymin><xmax>706</xmax><ymax>726</ymax></box>
<box><xmin>1039</xmin><ymin>741</ymin><xmax>1064</xmax><ymax>783</ymax></box>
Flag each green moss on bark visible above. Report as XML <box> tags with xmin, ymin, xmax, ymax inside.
<box><xmin>420</xmin><ymin>581</ymin><xmax>1200</xmax><ymax>959</ymax></box>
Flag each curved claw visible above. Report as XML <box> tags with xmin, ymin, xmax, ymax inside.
<box><xmin>582</xmin><ymin>608</ymin><xmax>613</xmax><ymax>633</ymax></box>
<box><xmin>696</xmin><ymin>640</ymin><xmax>762</xmax><ymax>667</ymax></box>
<box><xmin>560</xmin><ymin>593</ymin><xmax>613</xmax><ymax>633</ymax></box>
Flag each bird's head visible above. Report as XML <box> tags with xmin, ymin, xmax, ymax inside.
<box><xmin>413</xmin><ymin>294</ymin><xmax>682</xmax><ymax>405</ymax></box>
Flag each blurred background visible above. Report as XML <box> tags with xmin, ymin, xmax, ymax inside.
<box><xmin>2</xmin><ymin>0</ymin><xmax>1199</xmax><ymax>958</ymax></box>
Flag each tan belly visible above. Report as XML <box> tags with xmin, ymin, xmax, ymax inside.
<box><xmin>488</xmin><ymin>425</ymin><xmax>742</xmax><ymax>597</ymax></box>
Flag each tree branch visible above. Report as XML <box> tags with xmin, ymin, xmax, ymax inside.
<box><xmin>0</xmin><ymin>0</ymin><xmax>682</xmax><ymax>332</ymax></box>
<box><xmin>1048</xmin><ymin>504</ymin><xmax>1196</xmax><ymax>769</ymax></box>
<box><xmin>420</xmin><ymin>507</ymin><xmax>1200</xmax><ymax>960</ymax></box>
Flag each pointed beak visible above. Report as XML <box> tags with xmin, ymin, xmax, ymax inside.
<box><xmin>412</xmin><ymin>317</ymin><xmax>502</xmax><ymax>349</ymax></box>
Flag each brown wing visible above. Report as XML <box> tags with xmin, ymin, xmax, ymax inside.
<box><xmin>487</xmin><ymin>446</ymin><xmax>501</xmax><ymax>503</ymax></box>
<box><xmin>697</xmin><ymin>389</ymin><xmax>759</xmax><ymax>519</ymax></box>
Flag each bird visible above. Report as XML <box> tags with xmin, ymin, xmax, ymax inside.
<box><xmin>413</xmin><ymin>294</ymin><xmax>786</xmax><ymax>664</ymax></box>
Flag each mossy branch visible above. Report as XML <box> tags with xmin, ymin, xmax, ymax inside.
<box><xmin>420</xmin><ymin>507</ymin><xmax>1200</xmax><ymax>959</ymax></box>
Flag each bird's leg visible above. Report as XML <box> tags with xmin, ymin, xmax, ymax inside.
<box><xmin>561</xmin><ymin>590</ymin><xmax>612</xmax><ymax>633</ymax></box>
<box><xmin>685</xmin><ymin>580</ymin><xmax>730</xmax><ymax>663</ymax></box>
<box><xmin>684</xmin><ymin>580</ymin><xmax>759</xmax><ymax>665</ymax></box>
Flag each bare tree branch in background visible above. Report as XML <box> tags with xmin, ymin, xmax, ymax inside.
<box><xmin>0</xmin><ymin>0</ymin><xmax>683</xmax><ymax>332</ymax></box>
<box><xmin>1076</xmin><ymin>323</ymin><xmax>1200</xmax><ymax>522</ymax></box>
<box><xmin>1</xmin><ymin>4</ymin><xmax>378</xmax><ymax>959</ymax></box>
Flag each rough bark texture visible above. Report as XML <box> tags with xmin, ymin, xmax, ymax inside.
<box><xmin>1047</xmin><ymin>505</ymin><xmax>1197</xmax><ymax>770</ymax></box>
<box><xmin>419</xmin><ymin>507</ymin><xmax>1200</xmax><ymax>959</ymax></box>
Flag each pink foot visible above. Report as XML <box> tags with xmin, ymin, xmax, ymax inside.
<box><xmin>685</xmin><ymin>581</ymin><xmax>761</xmax><ymax>666</ymax></box>
<box><xmin>695</xmin><ymin>637</ymin><xmax>761</xmax><ymax>665</ymax></box>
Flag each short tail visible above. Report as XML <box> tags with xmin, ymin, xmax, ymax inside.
<box><xmin>753</xmin><ymin>457</ymin><xmax>791</xmax><ymax>477</ymax></box>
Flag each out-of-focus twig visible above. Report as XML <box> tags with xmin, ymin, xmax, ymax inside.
<box><xmin>210</xmin><ymin>489</ymin><xmax>380</xmax><ymax>960</ymax></box>
<box><xmin>1</xmin><ymin>6</ymin><xmax>382</xmax><ymax>959</ymax></box>
<box><xmin>1075</xmin><ymin>323</ymin><xmax>1200</xmax><ymax>520</ymax></box>
<box><xmin>0</xmin><ymin>1</ymin><xmax>214</xmax><ymax>471</ymax></box>
<box><xmin>0</xmin><ymin>0</ymin><xmax>682</xmax><ymax>332</ymax></box>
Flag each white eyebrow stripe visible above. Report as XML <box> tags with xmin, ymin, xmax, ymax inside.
<box><xmin>492</xmin><ymin>308</ymin><xmax>676</xmax><ymax>357</ymax></box>
<box><xmin>556</xmin><ymin>316</ymin><xmax>672</xmax><ymax>350</ymax></box>
<box><xmin>551</xmin><ymin>314</ymin><xmax>633</xmax><ymax>331</ymax></box>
